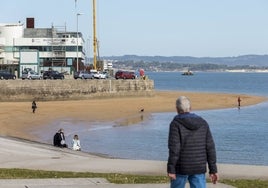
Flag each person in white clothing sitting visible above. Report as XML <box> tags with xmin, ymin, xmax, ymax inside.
<box><xmin>72</xmin><ymin>134</ymin><xmax>81</xmax><ymax>151</ymax></box>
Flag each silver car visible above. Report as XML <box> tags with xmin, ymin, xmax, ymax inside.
<box><xmin>74</xmin><ymin>71</ymin><xmax>94</xmax><ymax>79</ymax></box>
<box><xmin>22</xmin><ymin>71</ymin><xmax>42</xmax><ymax>80</ymax></box>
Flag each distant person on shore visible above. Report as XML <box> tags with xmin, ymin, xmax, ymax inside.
<box><xmin>238</xmin><ymin>96</ymin><xmax>241</xmax><ymax>109</ymax></box>
<box><xmin>53</xmin><ymin>128</ymin><xmax>68</xmax><ymax>148</ymax></box>
<box><xmin>32</xmin><ymin>100</ymin><xmax>37</xmax><ymax>113</ymax></box>
<box><xmin>72</xmin><ymin>134</ymin><xmax>81</xmax><ymax>151</ymax></box>
<box><xmin>167</xmin><ymin>96</ymin><xmax>219</xmax><ymax>188</ymax></box>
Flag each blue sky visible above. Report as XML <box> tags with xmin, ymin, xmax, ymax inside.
<box><xmin>1</xmin><ymin>0</ymin><xmax>268</xmax><ymax>57</ymax></box>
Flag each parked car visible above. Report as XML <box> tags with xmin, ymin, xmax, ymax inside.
<box><xmin>93</xmin><ymin>71</ymin><xmax>108</xmax><ymax>79</ymax></box>
<box><xmin>43</xmin><ymin>71</ymin><xmax>64</xmax><ymax>80</ymax></box>
<box><xmin>74</xmin><ymin>71</ymin><xmax>94</xmax><ymax>79</ymax></box>
<box><xmin>0</xmin><ymin>70</ymin><xmax>16</xmax><ymax>80</ymax></box>
<box><xmin>22</xmin><ymin>71</ymin><xmax>42</xmax><ymax>80</ymax></box>
<box><xmin>115</xmin><ymin>70</ymin><xmax>136</xmax><ymax>79</ymax></box>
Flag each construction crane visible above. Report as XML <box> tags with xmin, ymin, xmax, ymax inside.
<box><xmin>93</xmin><ymin>0</ymin><xmax>97</xmax><ymax>70</ymax></box>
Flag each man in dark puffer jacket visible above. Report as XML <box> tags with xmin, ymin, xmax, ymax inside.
<box><xmin>167</xmin><ymin>96</ymin><xmax>219</xmax><ymax>188</ymax></box>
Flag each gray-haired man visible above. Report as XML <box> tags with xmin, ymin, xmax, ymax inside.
<box><xmin>167</xmin><ymin>96</ymin><xmax>219</xmax><ymax>188</ymax></box>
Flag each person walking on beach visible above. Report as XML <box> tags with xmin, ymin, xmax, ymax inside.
<box><xmin>72</xmin><ymin>134</ymin><xmax>81</xmax><ymax>151</ymax></box>
<box><xmin>53</xmin><ymin>128</ymin><xmax>68</xmax><ymax>148</ymax></box>
<box><xmin>167</xmin><ymin>96</ymin><xmax>219</xmax><ymax>188</ymax></box>
<box><xmin>32</xmin><ymin>100</ymin><xmax>37</xmax><ymax>113</ymax></box>
<box><xmin>238</xmin><ymin>96</ymin><xmax>241</xmax><ymax>109</ymax></box>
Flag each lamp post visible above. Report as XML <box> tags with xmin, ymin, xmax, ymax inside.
<box><xmin>76</xmin><ymin>13</ymin><xmax>83</xmax><ymax>71</ymax></box>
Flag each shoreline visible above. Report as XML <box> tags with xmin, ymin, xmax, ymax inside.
<box><xmin>0</xmin><ymin>90</ymin><xmax>266</xmax><ymax>141</ymax></box>
<box><xmin>1</xmin><ymin>136</ymin><xmax>268</xmax><ymax>180</ymax></box>
<box><xmin>1</xmin><ymin>91</ymin><xmax>268</xmax><ymax>180</ymax></box>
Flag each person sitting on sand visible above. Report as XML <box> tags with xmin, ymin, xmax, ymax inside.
<box><xmin>53</xmin><ymin>128</ymin><xmax>68</xmax><ymax>148</ymax></box>
<box><xmin>72</xmin><ymin>134</ymin><xmax>81</xmax><ymax>151</ymax></box>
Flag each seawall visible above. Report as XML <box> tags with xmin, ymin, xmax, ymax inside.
<box><xmin>0</xmin><ymin>79</ymin><xmax>154</xmax><ymax>101</ymax></box>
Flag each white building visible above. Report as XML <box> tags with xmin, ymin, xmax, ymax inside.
<box><xmin>0</xmin><ymin>18</ymin><xmax>85</xmax><ymax>77</ymax></box>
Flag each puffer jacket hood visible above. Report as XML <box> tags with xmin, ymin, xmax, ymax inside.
<box><xmin>173</xmin><ymin>113</ymin><xmax>207</xmax><ymax>130</ymax></box>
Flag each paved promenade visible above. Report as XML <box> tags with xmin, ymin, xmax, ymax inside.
<box><xmin>0</xmin><ymin>136</ymin><xmax>267</xmax><ymax>188</ymax></box>
<box><xmin>0</xmin><ymin>178</ymin><xmax>235</xmax><ymax>188</ymax></box>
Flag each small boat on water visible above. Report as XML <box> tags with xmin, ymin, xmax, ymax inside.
<box><xmin>182</xmin><ymin>70</ymin><xmax>194</xmax><ymax>76</ymax></box>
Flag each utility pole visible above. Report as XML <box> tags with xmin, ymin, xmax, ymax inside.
<box><xmin>93</xmin><ymin>0</ymin><xmax>97</xmax><ymax>70</ymax></box>
<box><xmin>76</xmin><ymin>13</ymin><xmax>83</xmax><ymax>71</ymax></box>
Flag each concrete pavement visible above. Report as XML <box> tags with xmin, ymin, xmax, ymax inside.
<box><xmin>1</xmin><ymin>136</ymin><xmax>267</xmax><ymax>187</ymax></box>
<box><xmin>0</xmin><ymin>178</ymin><xmax>235</xmax><ymax>188</ymax></box>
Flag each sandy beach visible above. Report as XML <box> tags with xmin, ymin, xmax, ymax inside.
<box><xmin>1</xmin><ymin>90</ymin><xmax>268</xmax><ymax>187</ymax></box>
<box><xmin>0</xmin><ymin>90</ymin><xmax>266</xmax><ymax>141</ymax></box>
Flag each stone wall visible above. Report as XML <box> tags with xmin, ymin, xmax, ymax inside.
<box><xmin>0</xmin><ymin>79</ymin><xmax>154</xmax><ymax>101</ymax></box>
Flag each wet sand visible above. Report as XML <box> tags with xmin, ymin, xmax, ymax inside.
<box><xmin>0</xmin><ymin>90</ymin><xmax>266</xmax><ymax>141</ymax></box>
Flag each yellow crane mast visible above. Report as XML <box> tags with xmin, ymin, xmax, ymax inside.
<box><xmin>93</xmin><ymin>0</ymin><xmax>97</xmax><ymax>70</ymax></box>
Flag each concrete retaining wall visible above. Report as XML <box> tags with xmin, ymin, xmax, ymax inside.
<box><xmin>0</xmin><ymin>79</ymin><xmax>154</xmax><ymax>101</ymax></box>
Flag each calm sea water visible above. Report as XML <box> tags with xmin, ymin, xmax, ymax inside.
<box><xmin>35</xmin><ymin>72</ymin><xmax>268</xmax><ymax>165</ymax></box>
<box><xmin>146</xmin><ymin>71</ymin><xmax>268</xmax><ymax>96</ymax></box>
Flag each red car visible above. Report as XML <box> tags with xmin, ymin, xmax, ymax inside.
<box><xmin>115</xmin><ymin>70</ymin><xmax>136</xmax><ymax>79</ymax></box>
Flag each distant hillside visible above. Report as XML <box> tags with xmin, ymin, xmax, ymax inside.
<box><xmin>103</xmin><ymin>54</ymin><xmax>268</xmax><ymax>67</ymax></box>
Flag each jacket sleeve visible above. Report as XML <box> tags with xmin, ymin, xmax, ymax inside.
<box><xmin>167</xmin><ymin>120</ymin><xmax>181</xmax><ymax>174</ymax></box>
<box><xmin>206</xmin><ymin>127</ymin><xmax>218</xmax><ymax>174</ymax></box>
